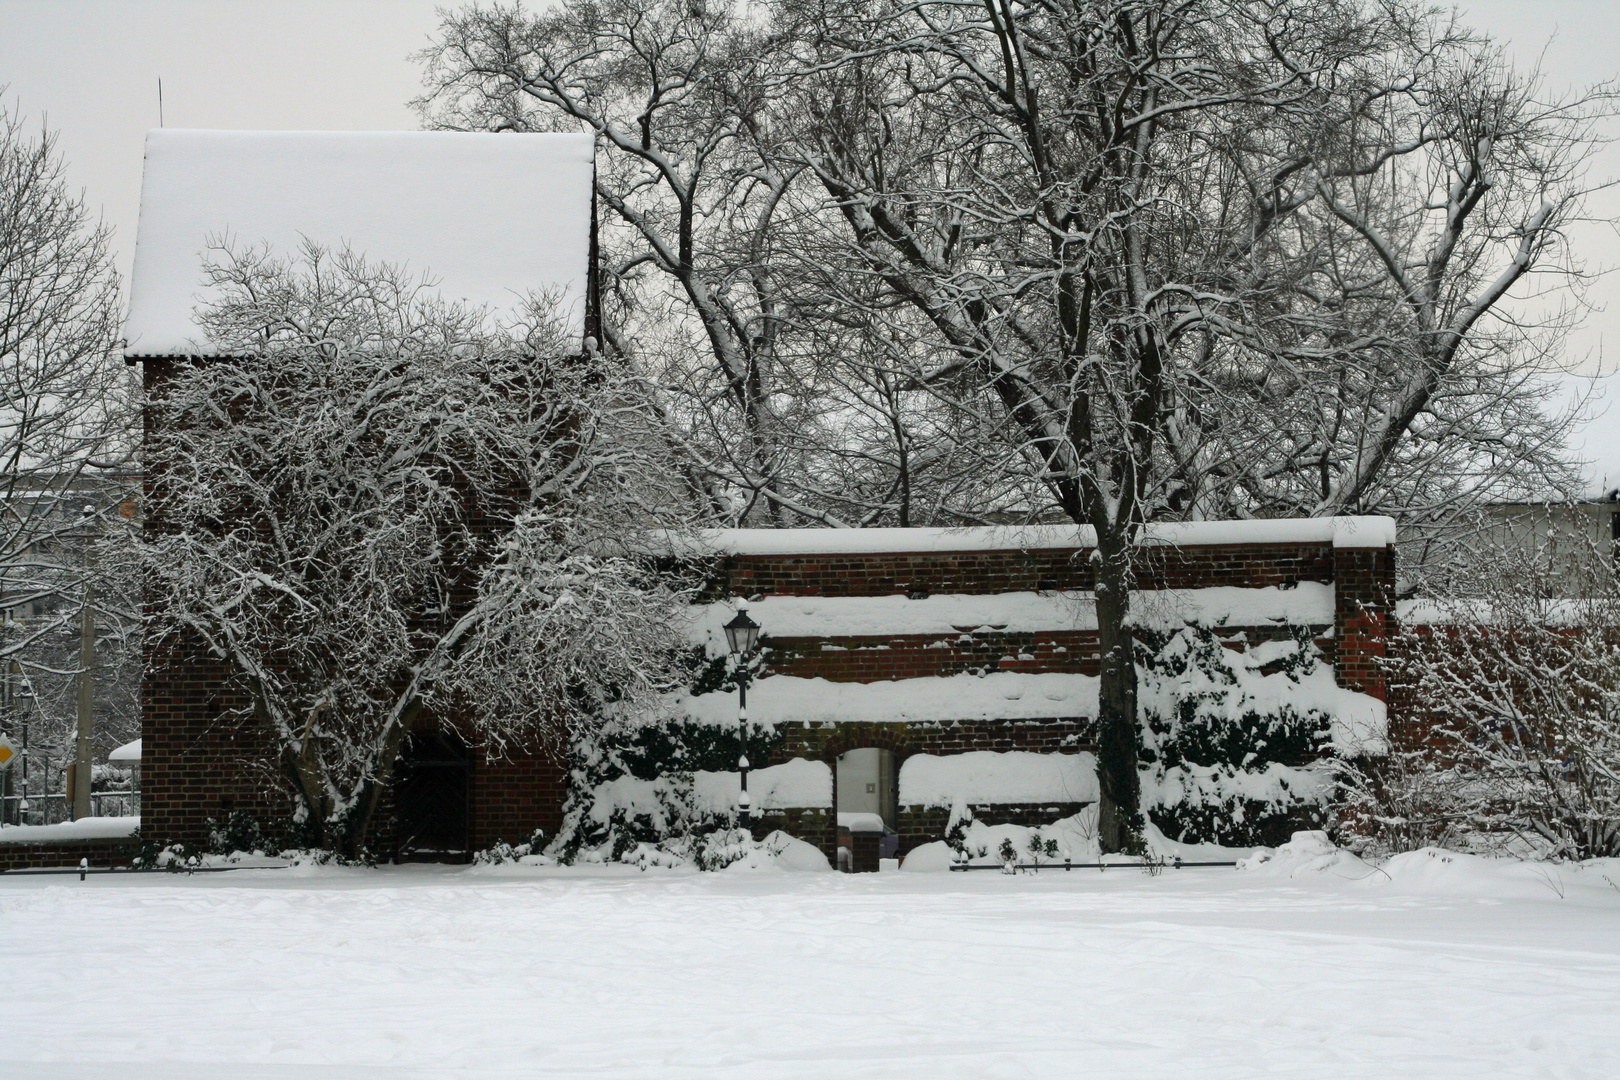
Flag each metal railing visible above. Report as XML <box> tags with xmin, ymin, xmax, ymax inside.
<box><xmin>0</xmin><ymin>790</ymin><xmax>138</xmax><ymax>826</ymax></box>
<box><xmin>950</xmin><ymin>856</ymin><xmax>1237</xmax><ymax>871</ymax></box>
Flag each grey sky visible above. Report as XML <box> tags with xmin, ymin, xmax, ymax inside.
<box><xmin>1</xmin><ymin>0</ymin><xmax>1618</xmax><ymax>371</ymax></box>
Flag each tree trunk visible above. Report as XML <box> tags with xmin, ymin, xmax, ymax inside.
<box><xmin>1092</xmin><ymin>530</ymin><xmax>1142</xmax><ymax>854</ymax></box>
<box><xmin>335</xmin><ymin>702</ymin><xmax>421</xmax><ymax>861</ymax></box>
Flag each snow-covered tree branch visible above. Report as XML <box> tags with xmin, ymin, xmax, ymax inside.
<box><xmin>142</xmin><ymin>243</ymin><xmax>695</xmax><ymax>856</ymax></box>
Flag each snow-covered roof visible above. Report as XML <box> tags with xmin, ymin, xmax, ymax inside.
<box><xmin>123</xmin><ymin>130</ymin><xmax>595</xmax><ymax>358</ymax></box>
<box><xmin>108</xmin><ymin>738</ymin><xmax>141</xmax><ymax>764</ymax></box>
<box><xmin>652</xmin><ymin>516</ymin><xmax>1396</xmax><ymax>556</ymax></box>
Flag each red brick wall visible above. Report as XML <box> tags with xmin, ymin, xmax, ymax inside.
<box><xmin>1333</xmin><ymin>545</ymin><xmax>1396</xmax><ymax>702</ymax></box>
<box><xmin>469</xmin><ymin>745</ymin><xmax>569</xmax><ymax>849</ymax></box>
<box><xmin>141</xmin><ymin>478</ymin><xmax>1396</xmax><ymax>855</ymax></box>
<box><xmin>717</xmin><ymin>542</ymin><xmax>1336</xmax><ymax>599</ymax></box>
<box><xmin>142</xmin><ymin>639</ymin><xmax>291</xmax><ymax>849</ymax></box>
<box><xmin>0</xmin><ymin>838</ymin><xmax>139</xmax><ymax>871</ymax></box>
<box><xmin>143</xmin><ymin>358</ymin><xmax>566</xmax><ymax>856</ymax></box>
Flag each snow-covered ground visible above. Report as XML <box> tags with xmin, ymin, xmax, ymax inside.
<box><xmin>4</xmin><ymin>842</ymin><xmax>1618</xmax><ymax>1079</ymax></box>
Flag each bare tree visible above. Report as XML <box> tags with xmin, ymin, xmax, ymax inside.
<box><xmin>1366</xmin><ymin>524</ymin><xmax>1620</xmax><ymax>860</ymax></box>
<box><xmin>749</xmin><ymin>0</ymin><xmax>1606</xmax><ymax>847</ymax></box>
<box><xmin>0</xmin><ymin>99</ymin><xmax>134</xmax><ymax>820</ymax></box>
<box><xmin>420</xmin><ymin>0</ymin><xmax>810</xmax><ymax>524</ymax></box>
<box><xmin>421</xmin><ymin>0</ymin><xmax>1611</xmax><ymax>849</ymax></box>
<box><xmin>141</xmin><ymin>243</ymin><xmax>693</xmax><ymax>857</ymax></box>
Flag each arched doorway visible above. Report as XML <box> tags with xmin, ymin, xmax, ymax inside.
<box><xmin>394</xmin><ymin>731</ymin><xmax>472</xmax><ymax>862</ymax></box>
<box><xmin>835</xmin><ymin>747</ymin><xmax>898</xmax><ymax>872</ymax></box>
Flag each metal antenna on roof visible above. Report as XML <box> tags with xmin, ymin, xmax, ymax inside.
<box><xmin>158</xmin><ymin>79</ymin><xmax>164</xmax><ymax>128</ymax></box>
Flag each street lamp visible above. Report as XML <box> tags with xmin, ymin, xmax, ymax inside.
<box><xmin>723</xmin><ymin>607</ymin><xmax>761</xmax><ymax>822</ymax></box>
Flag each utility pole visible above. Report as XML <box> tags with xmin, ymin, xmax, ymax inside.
<box><xmin>71</xmin><ymin>506</ymin><xmax>95</xmax><ymax>820</ymax></box>
<box><xmin>1</xmin><ymin>625</ymin><xmax>10</xmax><ymax>826</ymax></box>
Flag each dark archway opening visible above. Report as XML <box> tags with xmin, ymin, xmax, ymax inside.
<box><xmin>394</xmin><ymin>731</ymin><xmax>472</xmax><ymax>862</ymax></box>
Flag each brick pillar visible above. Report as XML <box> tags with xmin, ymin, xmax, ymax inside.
<box><xmin>1331</xmin><ymin>517</ymin><xmax>1397</xmax><ymax>701</ymax></box>
<box><xmin>849</xmin><ymin>830</ymin><xmax>881</xmax><ymax>873</ymax></box>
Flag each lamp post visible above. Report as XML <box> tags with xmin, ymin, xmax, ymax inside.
<box><xmin>722</xmin><ymin>607</ymin><xmax>760</xmax><ymax>825</ymax></box>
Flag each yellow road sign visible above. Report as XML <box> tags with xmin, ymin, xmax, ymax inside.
<box><xmin>0</xmin><ymin>733</ymin><xmax>16</xmax><ymax>769</ymax></box>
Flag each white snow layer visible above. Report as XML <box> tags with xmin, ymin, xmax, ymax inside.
<box><xmin>1396</xmin><ymin>598</ymin><xmax>1604</xmax><ymax>626</ymax></box>
<box><xmin>589</xmin><ymin>760</ymin><xmax>833</xmax><ymax>822</ymax></box>
<box><xmin>899</xmin><ymin>751</ymin><xmax>1099</xmax><ymax>807</ymax></box>
<box><xmin>1125</xmin><ymin>584</ymin><xmax>1335</xmax><ymax>629</ymax></box>
<box><xmin>0</xmin><ymin>816</ymin><xmax>141</xmax><ymax>843</ymax></box>
<box><xmin>695</xmin><ymin>759</ymin><xmax>833</xmax><ymax>810</ymax></box>
<box><xmin>679</xmin><ymin>672</ymin><xmax>1098</xmax><ymax>727</ymax></box>
<box><xmin>690</xmin><ymin>583</ymin><xmax>1333</xmax><ymax>644</ymax></box>
<box><xmin>6</xmin><ymin>851</ymin><xmax>1618</xmax><ymax>1079</ymax></box>
<box><xmin>124</xmin><ymin>130</ymin><xmax>595</xmax><ymax>356</ymax></box>
<box><xmin>836</xmin><ymin>812</ymin><xmax>886</xmax><ymax>833</ymax></box>
<box><xmin>108</xmin><ymin>738</ymin><xmax>142</xmax><ymax>764</ymax></box>
<box><xmin>651</xmin><ymin>515</ymin><xmax>1395</xmax><ymax>555</ymax></box>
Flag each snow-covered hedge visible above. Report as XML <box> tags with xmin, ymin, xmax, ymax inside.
<box><xmin>1136</xmin><ymin>626</ymin><xmax>1370</xmax><ymax>846</ymax></box>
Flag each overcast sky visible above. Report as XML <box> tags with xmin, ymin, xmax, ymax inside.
<box><xmin>2</xmin><ymin>0</ymin><xmax>1618</xmax><ymax>375</ymax></box>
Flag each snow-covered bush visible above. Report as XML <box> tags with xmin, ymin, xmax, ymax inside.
<box><xmin>472</xmin><ymin>829</ymin><xmax>549</xmax><ymax>866</ymax></box>
<box><xmin>935</xmin><ymin>807</ymin><xmax>1099</xmax><ymax>870</ymax></box>
<box><xmin>1359</xmin><ymin>530</ymin><xmax>1620</xmax><ymax>860</ymax></box>
<box><xmin>550</xmin><ymin>692</ymin><xmax>788</xmax><ymax>866</ymax></box>
<box><xmin>1137</xmin><ymin>626</ymin><xmax>1334</xmax><ymax>847</ymax></box>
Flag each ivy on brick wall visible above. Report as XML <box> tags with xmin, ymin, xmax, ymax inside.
<box><xmin>1136</xmin><ymin>625</ymin><xmax>1333</xmax><ymax>847</ymax></box>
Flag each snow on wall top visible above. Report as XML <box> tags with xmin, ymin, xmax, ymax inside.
<box><xmin>108</xmin><ymin>738</ymin><xmax>141</xmax><ymax>764</ymax></box>
<box><xmin>0</xmin><ymin>816</ymin><xmax>142</xmax><ymax>844</ymax></box>
<box><xmin>899</xmin><ymin>751</ymin><xmax>1099</xmax><ymax>807</ymax></box>
<box><xmin>652</xmin><ymin>516</ymin><xmax>1395</xmax><ymax>556</ymax></box>
<box><xmin>687</xmin><ymin>584</ymin><xmax>1335</xmax><ymax>646</ymax></box>
<box><xmin>679</xmin><ymin>672</ymin><xmax>1098</xmax><ymax>728</ymax></box>
<box><xmin>123</xmin><ymin>130</ymin><xmax>595</xmax><ymax>357</ymax></box>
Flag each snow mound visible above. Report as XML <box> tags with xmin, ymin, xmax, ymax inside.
<box><xmin>1237</xmin><ymin>830</ymin><xmax>1377</xmax><ymax>878</ymax></box>
<box><xmin>898</xmin><ymin>841</ymin><xmax>956</xmax><ymax>871</ymax></box>
<box><xmin>108</xmin><ymin>738</ymin><xmax>141</xmax><ymax>764</ymax></box>
<box><xmin>837</xmin><ymin>812</ymin><xmax>886</xmax><ymax>833</ymax></box>
<box><xmin>1376</xmin><ymin>848</ymin><xmax>1620</xmax><ymax>903</ymax></box>
<box><xmin>722</xmin><ymin>831</ymin><xmax>833</xmax><ymax>873</ymax></box>
<box><xmin>944</xmin><ymin>810</ymin><xmax>1102</xmax><ymax>870</ymax></box>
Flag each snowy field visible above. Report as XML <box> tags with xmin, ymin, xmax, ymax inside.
<box><xmin>4</xmin><ymin>844</ymin><xmax>1619</xmax><ymax>1080</ymax></box>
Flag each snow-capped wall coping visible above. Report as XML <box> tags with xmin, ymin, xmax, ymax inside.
<box><xmin>108</xmin><ymin>738</ymin><xmax>141</xmax><ymax>764</ymax></box>
<box><xmin>0</xmin><ymin>817</ymin><xmax>141</xmax><ymax>844</ymax></box>
<box><xmin>680</xmin><ymin>672</ymin><xmax>1098</xmax><ymax>727</ymax></box>
<box><xmin>837</xmin><ymin>812</ymin><xmax>886</xmax><ymax>833</ymax></box>
<box><xmin>1397</xmin><ymin>599</ymin><xmax>1596</xmax><ymax>626</ymax></box>
<box><xmin>695</xmin><ymin>759</ymin><xmax>833</xmax><ymax>811</ymax></box>
<box><xmin>899</xmin><ymin>751</ymin><xmax>1099</xmax><ymax>807</ymax></box>
<box><xmin>689</xmin><ymin>584</ymin><xmax>1334</xmax><ymax>645</ymax></box>
<box><xmin>587</xmin><ymin>761</ymin><xmax>832</xmax><ymax>823</ymax></box>
<box><xmin>124</xmin><ymin>130</ymin><xmax>595</xmax><ymax>357</ymax></box>
<box><xmin>652</xmin><ymin>516</ymin><xmax>1395</xmax><ymax>556</ymax></box>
